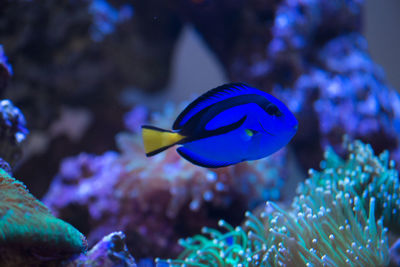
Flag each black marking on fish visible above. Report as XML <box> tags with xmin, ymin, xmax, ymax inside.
<box><xmin>142</xmin><ymin>125</ymin><xmax>173</xmax><ymax>132</ymax></box>
<box><xmin>173</xmin><ymin>83</ymin><xmax>281</xmax><ymax>130</ymax></box>
<box><xmin>176</xmin><ymin>147</ymin><xmax>233</xmax><ymax>168</ymax></box>
<box><xmin>176</xmin><ymin>93</ymin><xmax>280</xmax><ymax>141</ymax></box>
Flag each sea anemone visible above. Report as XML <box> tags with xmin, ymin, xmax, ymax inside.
<box><xmin>161</xmin><ymin>139</ymin><xmax>393</xmax><ymax>266</ymax></box>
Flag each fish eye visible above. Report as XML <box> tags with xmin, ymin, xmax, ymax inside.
<box><xmin>265</xmin><ymin>104</ymin><xmax>282</xmax><ymax>117</ymax></box>
<box><xmin>245</xmin><ymin>129</ymin><xmax>258</xmax><ymax>137</ymax></box>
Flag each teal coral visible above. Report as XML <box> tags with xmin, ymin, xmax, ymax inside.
<box><xmin>0</xmin><ymin>168</ymin><xmax>87</xmax><ymax>266</ymax></box>
<box><xmin>160</xmin><ymin>140</ymin><xmax>394</xmax><ymax>266</ymax></box>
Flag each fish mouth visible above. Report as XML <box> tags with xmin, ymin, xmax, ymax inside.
<box><xmin>258</xmin><ymin>119</ymin><xmax>275</xmax><ymax>136</ymax></box>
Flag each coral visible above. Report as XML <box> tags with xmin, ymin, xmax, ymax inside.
<box><xmin>276</xmin><ymin>33</ymin><xmax>400</xmax><ymax>169</ymax></box>
<box><xmin>69</xmin><ymin>231</ymin><xmax>137</xmax><ymax>267</ymax></box>
<box><xmin>0</xmin><ymin>168</ymin><xmax>87</xmax><ymax>266</ymax></box>
<box><xmin>0</xmin><ymin>99</ymin><xmax>28</xmax><ymax>166</ymax></box>
<box><xmin>43</xmin><ymin>103</ymin><xmax>288</xmax><ymax>260</ymax></box>
<box><xmin>161</xmin><ymin>140</ymin><xmax>395</xmax><ymax>266</ymax></box>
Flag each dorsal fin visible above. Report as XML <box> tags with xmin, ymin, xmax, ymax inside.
<box><xmin>173</xmin><ymin>83</ymin><xmax>263</xmax><ymax>130</ymax></box>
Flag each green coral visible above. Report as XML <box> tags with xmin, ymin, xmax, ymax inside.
<box><xmin>0</xmin><ymin>168</ymin><xmax>87</xmax><ymax>266</ymax></box>
<box><xmin>159</xmin><ymin>140</ymin><xmax>395</xmax><ymax>266</ymax></box>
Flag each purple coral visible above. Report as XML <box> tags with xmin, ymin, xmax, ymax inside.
<box><xmin>44</xmin><ymin>103</ymin><xmax>288</xmax><ymax>260</ymax></box>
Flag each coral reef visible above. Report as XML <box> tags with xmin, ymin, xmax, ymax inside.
<box><xmin>0</xmin><ymin>168</ymin><xmax>87</xmax><ymax>266</ymax></box>
<box><xmin>2</xmin><ymin>0</ymin><xmax>399</xmax><ymax>202</ymax></box>
<box><xmin>43</xmin><ymin>103</ymin><xmax>289</xmax><ymax>260</ymax></box>
<box><xmin>161</xmin><ymin>140</ymin><xmax>396</xmax><ymax>266</ymax></box>
<box><xmin>69</xmin><ymin>231</ymin><xmax>137</xmax><ymax>267</ymax></box>
<box><xmin>0</xmin><ymin>0</ymin><xmax>397</xmax><ymax>266</ymax></box>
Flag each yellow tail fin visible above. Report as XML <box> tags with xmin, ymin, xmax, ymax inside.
<box><xmin>141</xmin><ymin>125</ymin><xmax>185</xmax><ymax>156</ymax></box>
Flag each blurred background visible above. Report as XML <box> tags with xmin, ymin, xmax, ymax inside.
<box><xmin>169</xmin><ymin>0</ymin><xmax>400</xmax><ymax>98</ymax></box>
<box><xmin>365</xmin><ymin>0</ymin><xmax>400</xmax><ymax>91</ymax></box>
<box><xmin>1</xmin><ymin>0</ymin><xmax>400</xmax><ymax>262</ymax></box>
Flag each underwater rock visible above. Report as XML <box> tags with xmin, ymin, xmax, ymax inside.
<box><xmin>0</xmin><ymin>48</ymin><xmax>26</xmax><ymax>167</ymax></box>
<box><xmin>162</xmin><ymin>139</ymin><xmax>393</xmax><ymax>266</ymax></box>
<box><xmin>43</xmin><ymin>103</ymin><xmax>289</xmax><ymax>260</ymax></box>
<box><xmin>1</xmin><ymin>0</ymin><xmax>181</xmax><ymax>198</ymax></box>
<box><xmin>0</xmin><ymin>0</ymin><xmax>180</xmax><ymax>129</ymax></box>
<box><xmin>0</xmin><ymin>168</ymin><xmax>87</xmax><ymax>266</ymax></box>
<box><xmin>0</xmin><ymin>99</ymin><xmax>28</xmax><ymax>167</ymax></box>
<box><xmin>0</xmin><ymin>158</ymin><xmax>12</xmax><ymax>175</ymax></box>
<box><xmin>69</xmin><ymin>231</ymin><xmax>137</xmax><ymax>267</ymax></box>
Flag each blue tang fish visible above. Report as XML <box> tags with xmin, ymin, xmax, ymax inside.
<box><xmin>141</xmin><ymin>83</ymin><xmax>298</xmax><ymax>168</ymax></box>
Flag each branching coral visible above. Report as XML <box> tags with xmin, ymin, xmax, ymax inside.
<box><xmin>0</xmin><ymin>168</ymin><xmax>87</xmax><ymax>266</ymax></box>
<box><xmin>44</xmin><ymin>103</ymin><xmax>288</xmax><ymax>259</ymax></box>
<box><xmin>161</xmin><ymin>140</ymin><xmax>394</xmax><ymax>266</ymax></box>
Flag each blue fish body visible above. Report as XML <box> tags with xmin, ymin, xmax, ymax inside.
<box><xmin>142</xmin><ymin>83</ymin><xmax>298</xmax><ymax>168</ymax></box>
